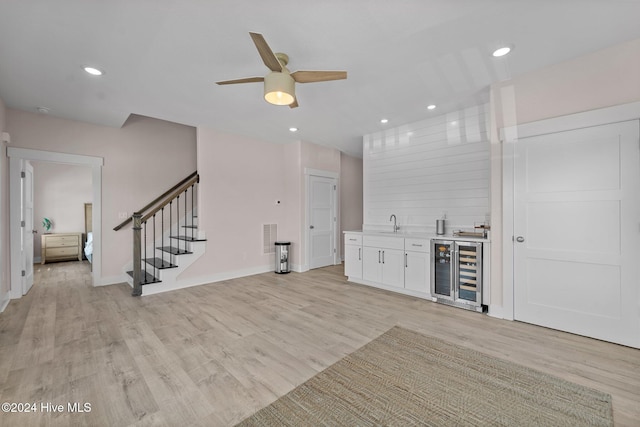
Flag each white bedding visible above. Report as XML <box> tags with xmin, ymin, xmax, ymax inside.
<box><xmin>84</xmin><ymin>231</ymin><xmax>93</xmax><ymax>263</ymax></box>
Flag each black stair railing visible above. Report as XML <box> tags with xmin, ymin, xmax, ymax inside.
<box><xmin>114</xmin><ymin>171</ymin><xmax>199</xmax><ymax>296</ymax></box>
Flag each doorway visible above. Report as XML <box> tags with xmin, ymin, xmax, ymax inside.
<box><xmin>503</xmin><ymin>109</ymin><xmax>640</xmax><ymax>348</ymax></box>
<box><xmin>8</xmin><ymin>148</ymin><xmax>103</xmax><ymax>299</ymax></box>
<box><xmin>306</xmin><ymin>169</ymin><xmax>338</xmax><ymax>270</ymax></box>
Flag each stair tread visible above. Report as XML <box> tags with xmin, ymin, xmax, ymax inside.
<box><xmin>157</xmin><ymin>246</ymin><xmax>193</xmax><ymax>255</ymax></box>
<box><xmin>170</xmin><ymin>235</ymin><xmax>207</xmax><ymax>242</ymax></box>
<box><xmin>144</xmin><ymin>257</ymin><xmax>178</xmax><ymax>269</ymax></box>
<box><xmin>126</xmin><ymin>270</ymin><xmax>161</xmax><ymax>285</ymax></box>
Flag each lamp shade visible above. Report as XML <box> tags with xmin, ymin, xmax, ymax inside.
<box><xmin>264</xmin><ymin>72</ymin><xmax>295</xmax><ymax>105</ymax></box>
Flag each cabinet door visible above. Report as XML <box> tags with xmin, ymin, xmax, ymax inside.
<box><xmin>362</xmin><ymin>246</ymin><xmax>382</xmax><ymax>282</ymax></box>
<box><xmin>381</xmin><ymin>249</ymin><xmax>404</xmax><ymax>288</ymax></box>
<box><xmin>405</xmin><ymin>251</ymin><xmax>430</xmax><ymax>294</ymax></box>
<box><xmin>344</xmin><ymin>244</ymin><xmax>363</xmax><ymax>279</ymax></box>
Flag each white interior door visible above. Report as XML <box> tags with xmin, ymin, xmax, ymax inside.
<box><xmin>513</xmin><ymin>120</ymin><xmax>640</xmax><ymax>348</ymax></box>
<box><xmin>22</xmin><ymin>161</ymin><xmax>35</xmax><ymax>295</ymax></box>
<box><xmin>309</xmin><ymin>175</ymin><xmax>336</xmax><ymax>269</ymax></box>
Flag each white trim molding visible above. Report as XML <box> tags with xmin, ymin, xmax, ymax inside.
<box><xmin>500</xmin><ymin>101</ymin><xmax>640</xmax><ymax>142</ymax></box>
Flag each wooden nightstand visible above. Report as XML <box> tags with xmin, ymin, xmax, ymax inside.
<box><xmin>41</xmin><ymin>233</ymin><xmax>83</xmax><ymax>264</ymax></box>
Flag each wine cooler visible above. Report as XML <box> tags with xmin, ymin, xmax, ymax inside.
<box><xmin>431</xmin><ymin>239</ymin><xmax>485</xmax><ymax>312</ymax></box>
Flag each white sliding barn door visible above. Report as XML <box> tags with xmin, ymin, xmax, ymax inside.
<box><xmin>513</xmin><ymin>120</ymin><xmax>640</xmax><ymax>348</ymax></box>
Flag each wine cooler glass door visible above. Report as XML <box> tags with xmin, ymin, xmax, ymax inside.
<box><xmin>456</xmin><ymin>242</ymin><xmax>482</xmax><ymax>304</ymax></box>
<box><xmin>431</xmin><ymin>240</ymin><xmax>454</xmax><ymax>299</ymax></box>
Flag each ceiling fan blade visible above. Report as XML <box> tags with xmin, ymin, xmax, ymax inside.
<box><xmin>249</xmin><ymin>32</ymin><xmax>282</xmax><ymax>72</ymax></box>
<box><xmin>291</xmin><ymin>70</ymin><xmax>347</xmax><ymax>83</ymax></box>
<box><xmin>289</xmin><ymin>97</ymin><xmax>299</xmax><ymax>109</ymax></box>
<box><xmin>216</xmin><ymin>77</ymin><xmax>264</xmax><ymax>85</ymax></box>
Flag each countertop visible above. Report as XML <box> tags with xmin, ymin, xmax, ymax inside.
<box><xmin>344</xmin><ymin>230</ymin><xmax>490</xmax><ymax>242</ymax></box>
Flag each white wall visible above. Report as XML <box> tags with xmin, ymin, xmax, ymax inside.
<box><xmin>5</xmin><ymin>110</ymin><xmax>196</xmax><ymax>283</ymax></box>
<box><xmin>362</xmin><ymin>104</ymin><xmax>490</xmax><ymax>234</ymax></box>
<box><xmin>182</xmin><ymin>128</ymin><xmax>356</xmax><ymax>284</ymax></box>
<box><xmin>186</xmin><ymin>127</ymin><xmax>291</xmax><ymax>279</ymax></box>
<box><xmin>32</xmin><ymin>162</ymin><xmax>92</xmax><ymax>260</ymax></box>
<box><xmin>492</xmin><ymin>37</ymin><xmax>640</xmax><ymax>130</ymax></box>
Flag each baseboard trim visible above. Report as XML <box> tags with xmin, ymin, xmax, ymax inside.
<box><xmin>142</xmin><ymin>264</ymin><xmax>275</xmax><ymax>296</ymax></box>
<box><xmin>0</xmin><ymin>292</ymin><xmax>10</xmax><ymax>313</ymax></box>
<box><xmin>93</xmin><ymin>275</ymin><xmax>128</xmax><ymax>287</ymax></box>
<box><xmin>94</xmin><ymin>263</ymin><xmax>314</xmax><ymax>295</ymax></box>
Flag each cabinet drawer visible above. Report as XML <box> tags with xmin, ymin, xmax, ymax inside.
<box><xmin>46</xmin><ymin>235</ymin><xmax>79</xmax><ymax>247</ymax></box>
<box><xmin>363</xmin><ymin>235</ymin><xmax>404</xmax><ymax>250</ymax></box>
<box><xmin>344</xmin><ymin>234</ymin><xmax>362</xmax><ymax>245</ymax></box>
<box><xmin>405</xmin><ymin>238</ymin><xmax>429</xmax><ymax>253</ymax></box>
<box><xmin>46</xmin><ymin>246</ymin><xmax>79</xmax><ymax>257</ymax></box>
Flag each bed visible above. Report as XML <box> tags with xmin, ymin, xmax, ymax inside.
<box><xmin>84</xmin><ymin>232</ymin><xmax>93</xmax><ymax>264</ymax></box>
<box><xmin>84</xmin><ymin>203</ymin><xmax>93</xmax><ymax>265</ymax></box>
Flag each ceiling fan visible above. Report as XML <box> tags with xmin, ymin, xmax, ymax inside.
<box><xmin>216</xmin><ymin>32</ymin><xmax>347</xmax><ymax>108</ymax></box>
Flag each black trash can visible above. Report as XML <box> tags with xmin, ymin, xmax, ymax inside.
<box><xmin>275</xmin><ymin>241</ymin><xmax>291</xmax><ymax>274</ymax></box>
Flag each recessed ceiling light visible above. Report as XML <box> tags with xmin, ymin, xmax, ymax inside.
<box><xmin>427</xmin><ymin>104</ymin><xmax>436</xmax><ymax>110</ymax></box>
<box><xmin>492</xmin><ymin>46</ymin><xmax>512</xmax><ymax>57</ymax></box>
<box><xmin>380</xmin><ymin>118</ymin><xmax>389</xmax><ymax>124</ymax></box>
<box><xmin>289</xmin><ymin>127</ymin><xmax>298</xmax><ymax>132</ymax></box>
<box><xmin>83</xmin><ymin>66</ymin><xmax>104</xmax><ymax>76</ymax></box>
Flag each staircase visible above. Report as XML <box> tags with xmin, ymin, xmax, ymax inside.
<box><xmin>114</xmin><ymin>171</ymin><xmax>207</xmax><ymax>296</ymax></box>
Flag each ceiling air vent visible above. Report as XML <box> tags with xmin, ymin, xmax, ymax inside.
<box><xmin>263</xmin><ymin>224</ymin><xmax>277</xmax><ymax>254</ymax></box>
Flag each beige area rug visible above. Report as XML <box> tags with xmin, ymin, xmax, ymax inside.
<box><xmin>236</xmin><ymin>326</ymin><xmax>613</xmax><ymax>426</ymax></box>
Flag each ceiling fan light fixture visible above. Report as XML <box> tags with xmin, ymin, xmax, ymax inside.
<box><xmin>264</xmin><ymin>72</ymin><xmax>295</xmax><ymax>106</ymax></box>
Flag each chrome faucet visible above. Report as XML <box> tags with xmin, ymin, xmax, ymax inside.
<box><xmin>389</xmin><ymin>214</ymin><xmax>399</xmax><ymax>233</ymax></box>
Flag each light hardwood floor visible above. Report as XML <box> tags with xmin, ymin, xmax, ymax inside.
<box><xmin>1</xmin><ymin>261</ymin><xmax>638</xmax><ymax>426</ymax></box>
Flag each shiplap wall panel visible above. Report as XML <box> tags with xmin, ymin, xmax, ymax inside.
<box><xmin>363</xmin><ymin>104</ymin><xmax>490</xmax><ymax>233</ymax></box>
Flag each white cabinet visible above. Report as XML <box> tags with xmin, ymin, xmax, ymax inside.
<box><xmin>344</xmin><ymin>233</ymin><xmax>362</xmax><ymax>279</ymax></box>
<box><xmin>344</xmin><ymin>232</ymin><xmax>486</xmax><ymax>303</ymax></box>
<box><xmin>382</xmin><ymin>249</ymin><xmax>405</xmax><ymax>288</ymax></box>
<box><xmin>362</xmin><ymin>246</ymin><xmax>382</xmax><ymax>282</ymax></box>
<box><xmin>362</xmin><ymin>235</ymin><xmax>405</xmax><ymax>289</ymax></box>
<box><xmin>404</xmin><ymin>238</ymin><xmax>430</xmax><ymax>294</ymax></box>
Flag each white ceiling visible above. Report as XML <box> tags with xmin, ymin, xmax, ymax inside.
<box><xmin>1</xmin><ymin>1</ymin><xmax>640</xmax><ymax>158</ymax></box>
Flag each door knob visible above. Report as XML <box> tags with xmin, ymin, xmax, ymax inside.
<box><xmin>515</xmin><ymin>236</ymin><xmax>525</xmax><ymax>242</ymax></box>
<box><xmin>310</xmin><ymin>225</ymin><xmax>314</xmax><ymax>229</ymax></box>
